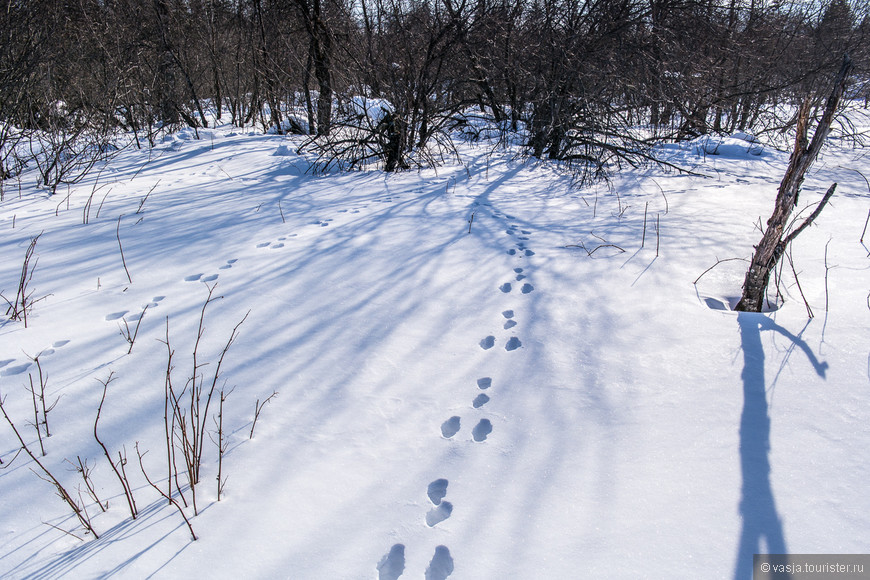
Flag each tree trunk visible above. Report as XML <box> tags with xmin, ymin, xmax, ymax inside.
<box><xmin>303</xmin><ymin>43</ymin><xmax>316</xmax><ymax>134</ymax></box>
<box><xmin>735</xmin><ymin>55</ymin><xmax>852</xmax><ymax>312</ymax></box>
<box><xmin>294</xmin><ymin>0</ymin><xmax>333</xmax><ymax>136</ymax></box>
<box><xmin>313</xmin><ymin>37</ymin><xmax>332</xmax><ymax>136</ymax></box>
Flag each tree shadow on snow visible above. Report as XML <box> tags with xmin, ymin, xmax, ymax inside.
<box><xmin>733</xmin><ymin>312</ymin><xmax>828</xmax><ymax>580</ymax></box>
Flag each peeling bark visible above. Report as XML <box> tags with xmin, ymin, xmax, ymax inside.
<box><xmin>735</xmin><ymin>55</ymin><xmax>852</xmax><ymax>312</ymax></box>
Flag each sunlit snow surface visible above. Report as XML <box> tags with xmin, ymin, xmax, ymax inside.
<box><xmin>1</xmin><ymin>118</ymin><xmax>869</xmax><ymax>579</ymax></box>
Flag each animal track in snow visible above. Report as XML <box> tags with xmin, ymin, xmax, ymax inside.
<box><xmin>256</xmin><ymin>242</ymin><xmax>270</xmax><ymax>248</ymax></box>
<box><xmin>516</xmin><ymin>274</ymin><xmax>526</xmax><ymax>281</ymax></box>
<box><xmin>270</xmin><ymin>243</ymin><xmax>284</xmax><ymax>249</ymax></box>
<box><xmin>479</xmin><ymin>336</ymin><xmax>495</xmax><ymax>350</ymax></box>
<box><xmin>499</xmin><ymin>283</ymin><xmax>512</xmax><ymax>293</ymax></box>
<box><xmin>27</xmin><ymin>343</ymin><xmax>67</xmax><ymax>359</ymax></box>
<box><xmin>1</xmin><ymin>362</ymin><xmax>31</xmax><ymax>376</ymax></box>
<box><xmin>147</xmin><ymin>296</ymin><xmax>165</xmax><ymax>308</ymax></box>
<box><xmin>505</xmin><ymin>337</ymin><xmax>522</xmax><ymax>351</ymax></box>
<box><xmin>425</xmin><ymin>546</ymin><xmax>455</xmax><ymax>580</ymax></box>
<box><xmin>477</xmin><ymin>377</ymin><xmax>492</xmax><ymax>389</ymax></box>
<box><xmin>377</xmin><ymin>544</ymin><xmax>406</xmax><ymax>580</ymax></box>
<box><xmin>105</xmin><ymin>311</ymin><xmax>129</xmax><ymax>321</ymax></box>
<box><xmin>441</xmin><ymin>416</ymin><xmax>461</xmax><ymax>438</ymax></box>
<box><xmin>219</xmin><ymin>259</ymin><xmax>238</xmax><ymax>270</ymax></box>
<box><xmin>524</xmin><ymin>249</ymin><xmax>535</xmax><ymax>256</ymax></box>
<box><xmin>504</xmin><ymin>320</ymin><xmax>517</xmax><ymax>330</ymax></box>
<box><xmin>521</xmin><ymin>283</ymin><xmax>534</xmax><ymax>294</ymax></box>
<box><xmin>472</xmin><ymin>419</ymin><xmax>493</xmax><ymax>442</ymax></box>
<box><xmin>425</xmin><ymin>501</ymin><xmax>453</xmax><ymax>527</ymax></box>
<box><xmin>427</xmin><ymin>479</ymin><xmax>449</xmax><ymax>505</ymax></box>
<box><xmin>184</xmin><ymin>273</ymin><xmax>204</xmax><ymax>282</ymax></box>
<box><xmin>506</xmin><ymin>249</ymin><xmax>516</xmax><ymax>255</ymax></box>
<box><xmin>202</xmin><ymin>274</ymin><xmax>219</xmax><ymax>282</ymax></box>
<box><xmin>378</xmin><ymin>544</ymin><xmax>405</xmax><ymax>580</ymax></box>
<box><xmin>472</xmin><ymin>394</ymin><xmax>490</xmax><ymax>408</ymax></box>
<box><xmin>502</xmin><ymin>310</ymin><xmax>514</xmax><ymax>318</ymax></box>
<box><xmin>521</xmin><ymin>230</ymin><xmax>531</xmax><ymax>235</ymax></box>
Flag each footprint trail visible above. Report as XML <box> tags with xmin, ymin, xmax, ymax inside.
<box><xmin>396</xmin><ymin>210</ymin><xmax>539</xmax><ymax>578</ymax></box>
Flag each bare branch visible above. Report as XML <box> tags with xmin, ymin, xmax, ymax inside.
<box><xmin>135</xmin><ymin>444</ymin><xmax>197</xmax><ymax>541</ymax></box>
<box><xmin>116</xmin><ymin>215</ymin><xmax>132</xmax><ymax>284</ymax></box>
<box><xmin>250</xmin><ymin>391</ymin><xmax>278</xmax><ymax>440</ymax></box>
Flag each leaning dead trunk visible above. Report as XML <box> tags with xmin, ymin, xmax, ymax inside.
<box><xmin>735</xmin><ymin>55</ymin><xmax>852</xmax><ymax>312</ymax></box>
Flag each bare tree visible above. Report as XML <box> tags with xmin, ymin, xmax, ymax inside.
<box><xmin>292</xmin><ymin>0</ymin><xmax>337</xmax><ymax>136</ymax></box>
<box><xmin>736</xmin><ymin>55</ymin><xmax>852</xmax><ymax>312</ymax></box>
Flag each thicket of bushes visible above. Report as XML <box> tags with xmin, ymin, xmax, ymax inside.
<box><xmin>1</xmin><ymin>0</ymin><xmax>868</xmax><ymax>179</ymax></box>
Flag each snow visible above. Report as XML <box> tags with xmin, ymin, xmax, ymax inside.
<box><xmin>663</xmin><ymin>133</ymin><xmax>766</xmax><ymax>159</ymax></box>
<box><xmin>1</xmin><ymin>120</ymin><xmax>869</xmax><ymax>579</ymax></box>
<box><xmin>344</xmin><ymin>96</ymin><xmax>394</xmax><ymax>122</ymax></box>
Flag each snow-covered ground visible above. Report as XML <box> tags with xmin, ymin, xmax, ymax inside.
<box><xmin>1</xmin><ymin>121</ymin><xmax>868</xmax><ymax>579</ymax></box>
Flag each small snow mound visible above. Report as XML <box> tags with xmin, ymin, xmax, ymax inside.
<box><xmin>175</xmin><ymin>128</ymin><xmax>214</xmax><ymax>141</ymax></box>
<box><xmin>160</xmin><ymin>134</ymin><xmax>184</xmax><ymax>151</ymax></box>
<box><xmin>159</xmin><ymin>128</ymin><xmax>216</xmax><ymax>149</ymax></box>
<box><xmin>267</xmin><ymin>117</ymin><xmax>308</xmax><ymax>135</ymax></box>
<box><xmin>344</xmin><ymin>96</ymin><xmax>394</xmax><ymax>122</ymax></box>
<box><xmin>690</xmin><ymin>135</ymin><xmax>764</xmax><ymax>158</ymax></box>
<box><xmin>731</xmin><ymin>131</ymin><xmax>760</xmax><ymax>143</ymax></box>
<box><xmin>273</xmin><ymin>144</ymin><xmax>294</xmax><ymax>157</ymax></box>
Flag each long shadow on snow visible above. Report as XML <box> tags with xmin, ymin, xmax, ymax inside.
<box><xmin>202</xmin><ymin>172</ymin><xmax>530</xmax><ymax>573</ymax></box>
<box><xmin>733</xmin><ymin>312</ymin><xmax>827</xmax><ymax>580</ymax></box>
<box><xmin>16</xmin><ymin>498</ymin><xmax>191</xmax><ymax>579</ymax></box>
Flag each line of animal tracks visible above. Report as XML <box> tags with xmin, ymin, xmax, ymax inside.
<box><xmin>378</xmin><ymin>206</ymin><xmax>536</xmax><ymax>580</ymax></box>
